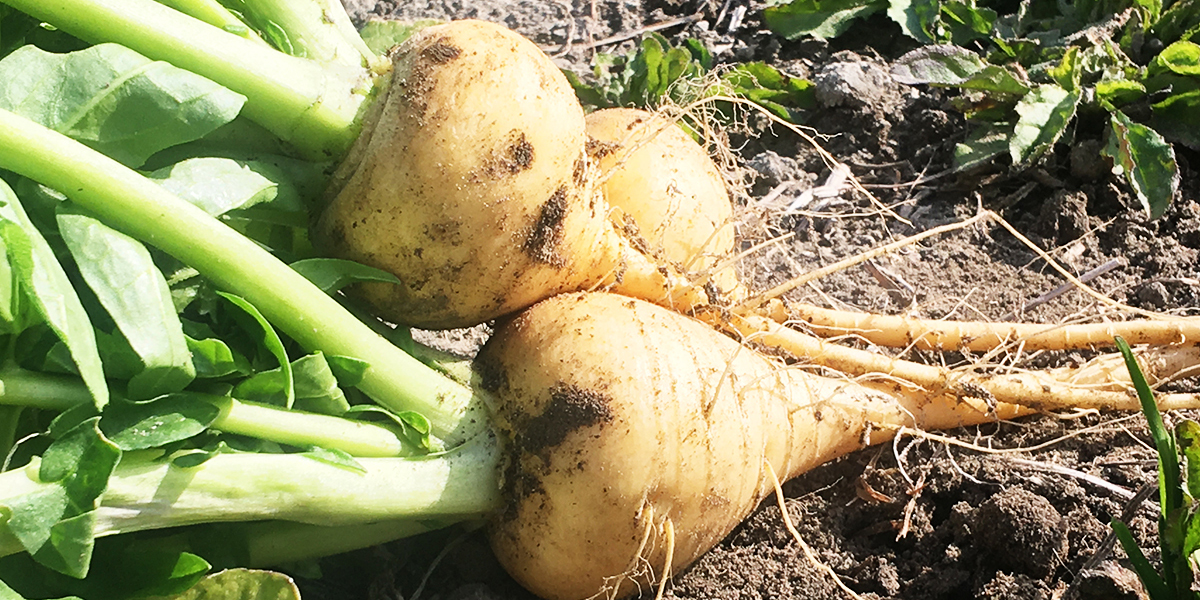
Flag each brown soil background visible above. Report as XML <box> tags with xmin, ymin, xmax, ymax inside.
<box><xmin>305</xmin><ymin>2</ymin><xmax>1200</xmax><ymax>599</ymax></box>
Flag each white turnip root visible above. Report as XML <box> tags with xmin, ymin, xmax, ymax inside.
<box><xmin>586</xmin><ymin>108</ymin><xmax>742</xmax><ymax>299</ymax></box>
<box><xmin>316</xmin><ymin>21</ymin><xmax>710</xmax><ymax>329</ymax></box>
<box><xmin>475</xmin><ymin>291</ymin><xmax>1035</xmax><ymax>600</ymax></box>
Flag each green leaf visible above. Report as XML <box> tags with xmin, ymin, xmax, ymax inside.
<box><xmin>1096</xmin><ymin>78</ymin><xmax>1146</xmax><ymax>108</ymax></box>
<box><xmin>953</xmin><ymin>123</ymin><xmax>1013</xmax><ymax>170</ymax></box>
<box><xmin>1111</xmin><ymin>519</ymin><xmax>1172</xmax><ymax>599</ymax></box>
<box><xmin>298</xmin><ymin>445</ymin><xmax>365</xmax><ymax>474</ymax></box>
<box><xmin>0</xmin><ymin>181</ymin><xmax>107</xmax><ymax>410</ymax></box>
<box><xmin>763</xmin><ymin>0</ymin><xmax>887</xmax><ymax>40</ymax></box>
<box><xmin>0</xmin><ymin>44</ymin><xmax>244</xmax><ymax>167</ymax></box>
<box><xmin>0</xmin><ymin>235</ymin><xmax>17</xmax><ymax>335</ymax></box>
<box><xmin>1116</xmin><ymin>337</ymin><xmax>1183</xmax><ymax>516</ymax></box>
<box><xmin>99</xmin><ymin>394</ymin><xmax>221</xmax><ymax>451</ymax></box>
<box><xmin>1152</xmin><ymin>89</ymin><xmax>1200</xmax><ymax>150</ymax></box>
<box><xmin>1047</xmin><ymin>46</ymin><xmax>1082</xmax><ymax>91</ymax></box>
<box><xmin>147</xmin><ymin>157</ymin><xmax>278</xmax><ymax>217</ymax></box>
<box><xmin>357</xmin><ymin>19</ymin><xmax>441</xmax><ymax>56</ymax></box>
<box><xmin>1009</xmin><ymin>83</ymin><xmax>1079</xmax><ymax>163</ymax></box>
<box><xmin>1178</xmin><ymin>420</ymin><xmax>1200</xmax><ymax>500</ymax></box>
<box><xmin>325</xmin><ymin>355</ymin><xmax>369</xmax><ymax>387</ymax></box>
<box><xmin>1152</xmin><ymin>0</ymin><xmax>1200</xmax><ymax>46</ymax></box>
<box><xmin>168</xmin><ymin>568</ymin><xmax>300</xmax><ymax>600</ymax></box>
<box><xmin>901</xmin><ymin>36</ymin><xmax>1027</xmax><ymax>93</ymax></box>
<box><xmin>56</xmin><ymin>205</ymin><xmax>195</xmax><ymax>399</ymax></box>
<box><xmin>289</xmin><ymin>258</ymin><xmax>402</xmax><ymax>294</ymax></box>
<box><xmin>343</xmin><ymin>404</ymin><xmax>432</xmax><ymax>452</ymax></box>
<box><xmin>186</xmin><ymin>335</ymin><xmax>248</xmax><ymax>379</ymax></box>
<box><xmin>887</xmin><ymin>0</ymin><xmax>940</xmax><ymax>43</ymax></box>
<box><xmin>234</xmin><ymin>352</ymin><xmax>350</xmax><ymax>416</ymax></box>
<box><xmin>1103</xmin><ymin>110</ymin><xmax>1180</xmax><ymax>220</ymax></box>
<box><xmin>940</xmin><ymin>1</ymin><xmax>996</xmax><ymax>45</ymax></box>
<box><xmin>217</xmin><ymin>293</ymin><xmax>293</xmax><ymax>409</ymax></box>
<box><xmin>1149</xmin><ymin>40</ymin><xmax>1200</xmax><ymax>76</ymax></box>
<box><xmin>2</xmin><ymin>418</ymin><xmax>119</xmax><ymax>578</ymax></box>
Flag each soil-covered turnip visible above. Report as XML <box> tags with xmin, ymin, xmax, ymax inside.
<box><xmin>476</xmin><ymin>292</ymin><xmax>1030</xmax><ymax>600</ymax></box>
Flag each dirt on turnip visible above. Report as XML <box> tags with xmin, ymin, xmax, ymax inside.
<box><xmin>302</xmin><ymin>2</ymin><xmax>1200</xmax><ymax>598</ymax></box>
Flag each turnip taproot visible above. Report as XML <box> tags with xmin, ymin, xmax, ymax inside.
<box><xmin>475</xmin><ymin>292</ymin><xmax>1037</xmax><ymax>600</ymax></box>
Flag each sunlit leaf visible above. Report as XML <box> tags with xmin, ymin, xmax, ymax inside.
<box><xmin>1009</xmin><ymin>83</ymin><xmax>1079</xmax><ymax>163</ymax></box>
<box><xmin>1103</xmin><ymin>110</ymin><xmax>1180</xmax><ymax>220</ymax></box>
<box><xmin>763</xmin><ymin>0</ymin><xmax>887</xmax><ymax>40</ymax></box>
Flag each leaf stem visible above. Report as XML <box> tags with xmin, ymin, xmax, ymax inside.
<box><xmin>0</xmin><ymin>108</ymin><xmax>488</xmax><ymax>447</ymax></box>
<box><xmin>1</xmin><ymin>0</ymin><xmax>382</xmax><ymax>159</ymax></box>
<box><xmin>0</xmin><ymin>430</ymin><xmax>501</xmax><ymax>557</ymax></box>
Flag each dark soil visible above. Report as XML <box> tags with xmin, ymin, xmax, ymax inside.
<box><xmin>310</xmin><ymin>2</ymin><xmax>1200</xmax><ymax>599</ymax></box>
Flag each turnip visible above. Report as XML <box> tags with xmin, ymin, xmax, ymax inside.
<box><xmin>4</xmin><ymin>1</ymin><xmax>718</xmax><ymax>328</ymax></box>
<box><xmin>5</xmin><ymin>290</ymin><xmax>1191</xmax><ymax>600</ymax></box>
<box><xmin>586</xmin><ymin>107</ymin><xmax>742</xmax><ymax>299</ymax></box>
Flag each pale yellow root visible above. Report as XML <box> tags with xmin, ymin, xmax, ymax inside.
<box><xmin>787</xmin><ymin>304</ymin><xmax>1200</xmax><ymax>351</ymax></box>
<box><xmin>726</xmin><ymin>313</ymin><xmax>1200</xmax><ymax>413</ymax></box>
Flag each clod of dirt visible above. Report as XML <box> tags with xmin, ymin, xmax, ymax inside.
<box><xmin>1038</xmin><ymin>189</ymin><xmax>1093</xmax><ymax>243</ymax></box>
<box><xmin>975</xmin><ymin>572</ymin><xmax>1054</xmax><ymax>600</ymax></box>
<box><xmin>1072</xmin><ymin>561</ymin><xmax>1149</xmax><ymax>600</ymax></box>
<box><xmin>1070</xmin><ymin>139</ymin><xmax>1109</xmax><ymax>181</ymax></box>
<box><xmin>812</xmin><ymin>53</ymin><xmax>904</xmax><ymax>109</ymax></box>
<box><xmin>970</xmin><ymin>487</ymin><xmax>1069</xmax><ymax>578</ymax></box>
<box><xmin>747</xmin><ymin>150</ymin><xmax>808</xmax><ymax>191</ymax></box>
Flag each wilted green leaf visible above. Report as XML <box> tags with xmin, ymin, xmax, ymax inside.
<box><xmin>1009</xmin><ymin>83</ymin><xmax>1079</xmax><ymax>163</ymax></box>
<box><xmin>0</xmin><ymin>182</ymin><xmax>107</xmax><ymax>410</ymax></box>
<box><xmin>57</xmin><ymin>205</ymin><xmax>195</xmax><ymax>399</ymax></box>
<box><xmin>1103</xmin><ymin>110</ymin><xmax>1180</xmax><ymax>220</ymax></box>
<box><xmin>1152</xmin><ymin>89</ymin><xmax>1200</xmax><ymax>149</ymax></box>
<box><xmin>764</xmin><ymin>0</ymin><xmax>887</xmax><ymax>40</ymax></box>
<box><xmin>0</xmin><ymin>44</ymin><xmax>244</xmax><ymax>167</ymax></box>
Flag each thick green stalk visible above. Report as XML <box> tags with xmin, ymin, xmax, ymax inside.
<box><xmin>0</xmin><ymin>108</ymin><xmax>488</xmax><ymax>447</ymax></box>
<box><xmin>0</xmin><ymin>431</ymin><xmax>501</xmax><ymax>558</ymax></box>
<box><xmin>213</xmin><ymin>0</ymin><xmax>379</xmax><ymax>68</ymax></box>
<box><xmin>0</xmin><ymin>367</ymin><xmax>94</xmax><ymax>410</ymax></box>
<box><xmin>154</xmin><ymin>0</ymin><xmax>270</xmax><ymax>45</ymax></box>
<box><xmin>0</xmin><ymin>369</ymin><xmax>418</xmax><ymax>457</ymax></box>
<box><xmin>1</xmin><ymin>0</ymin><xmax>380</xmax><ymax>159</ymax></box>
<box><xmin>207</xmin><ymin>396</ymin><xmax>418</xmax><ymax>457</ymax></box>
